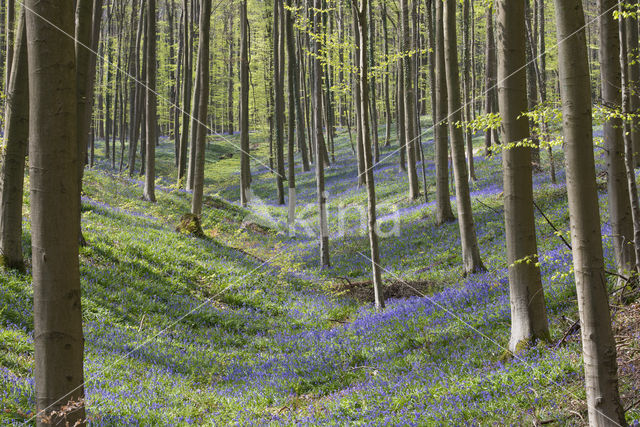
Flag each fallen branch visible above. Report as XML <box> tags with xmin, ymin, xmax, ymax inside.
<box><xmin>555</xmin><ymin>318</ymin><xmax>580</xmax><ymax>348</ymax></box>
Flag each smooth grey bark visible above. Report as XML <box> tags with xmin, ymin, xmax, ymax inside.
<box><xmin>443</xmin><ymin>0</ymin><xmax>485</xmax><ymax>275</ymax></box>
<box><xmin>286</xmin><ymin>0</ymin><xmax>309</xmax><ymax>172</ymax></box>
<box><xmin>144</xmin><ymin>0</ymin><xmax>157</xmax><ymax>202</ymax></box>
<box><xmin>273</xmin><ymin>0</ymin><xmax>285</xmax><ymax>205</ymax></box>
<box><xmin>536</xmin><ymin>0</ymin><xmax>555</xmax><ymax>184</ymax></box>
<box><xmin>177</xmin><ymin>0</ymin><xmax>192</xmax><ymax>184</ymax></box>
<box><xmin>191</xmin><ymin>0</ymin><xmax>211</xmax><ymax>217</ymax></box>
<box><xmin>620</xmin><ymin>6</ymin><xmax>640</xmax><ymax>275</ymax></box>
<box><xmin>240</xmin><ymin>0</ymin><xmax>251</xmax><ymax>207</ymax></box>
<box><xmin>25</xmin><ymin>1</ymin><xmax>86</xmax><ymax>423</ymax></box>
<box><xmin>462</xmin><ymin>0</ymin><xmax>476</xmax><ymax>182</ymax></box>
<box><xmin>353</xmin><ymin>8</ymin><xmax>366</xmax><ymax>186</ymax></box>
<box><xmin>0</xmin><ymin>10</ymin><xmax>27</xmax><ymax>271</ymax></box>
<box><xmin>4</xmin><ymin>0</ymin><xmax>14</xmax><ymax>92</ymax></box>
<box><xmin>484</xmin><ymin>5</ymin><xmax>498</xmax><ymax>155</ymax></box>
<box><xmin>400</xmin><ymin>0</ymin><xmax>420</xmax><ymax>200</ymax></box>
<box><xmin>496</xmin><ymin>0</ymin><xmax>550</xmax><ymax>352</ymax></box>
<box><xmin>285</xmin><ymin>0</ymin><xmax>297</xmax><ymax>224</ymax></box>
<box><xmin>434</xmin><ymin>0</ymin><xmax>454</xmax><ymax>224</ymax></box>
<box><xmin>553</xmin><ymin>0</ymin><xmax>627</xmax><ymax>424</ymax></box>
<box><xmin>624</xmin><ymin>0</ymin><xmax>640</xmax><ymax>166</ymax></box>
<box><xmin>313</xmin><ymin>0</ymin><xmax>329</xmax><ymax>268</ymax></box>
<box><xmin>75</xmin><ymin>0</ymin><xmax>103</xmax><ymax>246</ymax></box>
<box><xmin>599</xmin><ymin>0</ymin><xmax>635</xmax><ymax>278</ymax></box>
<box><xmin>355</xmin><ymin>0</ymin><xmax>384</xmax><ymax>311</ymax></box>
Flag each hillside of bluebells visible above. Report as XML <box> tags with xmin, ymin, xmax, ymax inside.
<box><xmin>1</xmin><ymin>125</ymin><xmax>639</xmax><ymax>425</ymax></box>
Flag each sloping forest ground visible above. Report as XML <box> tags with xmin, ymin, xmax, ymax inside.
<box><xmin>1</xmin><ymin>122</ymin><xmax>640</xmax><ymax>425</ymax></box>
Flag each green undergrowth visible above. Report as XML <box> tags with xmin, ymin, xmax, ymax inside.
<box><xmin>0</xmin><ymin>126</ymin><xmax>638</xmax><ymax>425</ymax></box>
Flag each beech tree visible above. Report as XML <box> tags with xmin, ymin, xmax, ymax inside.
<box><xmin>443</xmin><ymin>0</ymin><xmax>485</xmax><ymax>275</ymax></box>
<box><xmin>599</xmin><ymin>0</ymin><xmax>635</xmax><ymax>279</ymax></box>
<box><xmin>496</xmin><ymin>0</ymin><xmax>549</xmax><ymax>352</ymax></box>
<box><xmin>25</xmin><ymin>0</ymin><xmax>86</xmax><ymax>423</ymax></box>
<box><xmin>434</xmin><ymin>0</ymin><xmax>454</xmax><ymax>225</ymax></box>
<box><xmin>144</xmin><ymin>0</ymin><xmax>158</xmax><ymax>202</ymax></box>
<box><xmin>240</xmin><ymin>0</ymin><xmax>251</xmax><ymax>207</ymax></box>
<box><xmin>191</xmin><ymin>0</ymin><xmax>212</xmax><ymax>217</ymax></box>
<box><xmin>0</xmin><ymin>9</ymin><xmax>27</xmax><ymax>271</ymax></box>
<box><xmin>355</xmin><ymin>0</ymin><xmax>384</xmax><ymax>310</ymax></box>
<box><xmin>554</xmin><ymin>0</ymin><xmax>627</xmax><ymax>423</ymax></box>
<box><xmin>399</xmin><ymin>0</ymin><xmax>419</xmax><ymax>200</ymax></box>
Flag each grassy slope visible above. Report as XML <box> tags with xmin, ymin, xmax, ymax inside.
<box><xmin>1</xmin><ymin>123</ymin><xmax>639</xmax><ymax>425</ymax></box>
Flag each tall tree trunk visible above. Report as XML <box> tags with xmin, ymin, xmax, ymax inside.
<box><xmin>462</xmin><ymin>0</ymin><xmax>475</xmax><ymax>182</ymax></box>
<box><xmin>599</xmin><ymin>0</ymin><xmax>636</xmax><ymax>279</ymax></box>
<box><xmin>0</xmin><ymin>10</ymin><xmax>27</xmax><ymax>271</ymax></box>
<box><xmin>435</xmin><ymin>0</ymin><xmax>454</xmax><ymax>224</ymax></box>
<box><xmin>4</xmin><ymin>0</ymin><xmax>14</xmax><ymax>94</ymax></box>
<box><xmin>444</xmin><ymin>0</ymin><xmax>485</xmax><ymax>275</ymax></box>
<box><xmin>178</xmin><ymin>0</ymin><xmax>192</xmax><ymax>184</ymax></box>
<box><xmin>620</xmin><ymin>4</ymin><xmax>640</xmax><ymax>275</ymax></box>
<box><xmin>536</xmin><ymin>0</ymin><xmax>555</xmax><ymax>184</ymax></box>
<box><xmin>240</xmin><ymin>0</ymin><xmax>251</xmax><ymax>207</ymax></box>
<box><xmin>356</xmin><ymin>0</ymin><xmax>384</xmax><ymax>310</ymax></box>
<box><xmin>382</xmin><ymin>2</ymin><xmax>392</xmax><ymax>147</ymax></box>
<box><xmin>25</xmin><ymin>1</ymin><xmax>86</xmax><ymax>423</ymax></box>
<box><xmin>625</xmin><ymin>0</ymin><xmax>640</xmax><ymax>167</ymax></box>
<box><xmin>273</xmin><ymin>0</ymin><xmax>286</xmax><ymax>205</ymax></box>
<box><xmin>144</xmin><ymin>0</ymin><xmax>157</xmax><ymax>202</ymax></box>
<box><xmin>484</xmin><ymin>5</ymin><xmax>497</xmax><ymax>155</ymax></box>
<box><xmin>367</xmin><ymin>1</ymin><xmax>380</xmax><ymax>163</ymax></box>
<box><xmin>525</xmin><ymin>0</ymin><xmax>540</xmax><ymax>167</ymax></box>
<box><xmin>400</xmin><ymin>0</ymin><xmax>420</xmax><ymax>200</ymax></box>
<box><xmin>289</xmin><ymin>1</ymin><xmax>309</xmax><ymax>172</ymax></box>
<box><xmin>313</xmin><ymin>0</ymin><xmax>330</xmax><ymax>268</ymax></box>
<box><xmin>553</xmin><ymin>1</ymin><xmax>627</xmax><ymax>424</ymax></box>
<box><xmin>285</xmin><ymin>0</ymin><xmax>298</xmax><ymax>225</ymax></box>
<box><xmin>226</xmin><ymin>13</ymin><xmax>234</xmax><ymax>135</ymax></box>
<box><xmin>496</xmin><ymin>0</ymin><xmax>550</xmax><ymax>352</ymax></box>
<box><xmin>353</xmin><ymin>9</ymin><xmax>366</xmax><ymax>186</ymax></box>
<box><xmin>191</xmin><ymin>0</ymin><xmax>211</xmax><ymax>217</ymax></box>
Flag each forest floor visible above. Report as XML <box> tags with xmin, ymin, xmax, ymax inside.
<box><xmin>1</xmin><ymin>122</ymin><xmax>640</xmax><ymax>425</ymax></box>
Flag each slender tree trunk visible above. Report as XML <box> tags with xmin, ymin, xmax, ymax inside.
<box><xmin>536</xmin><ymin>0</ymin><xmax>555</xmax><ymax>184</ymax></box>
<box><xmin>0</xmin><ymin>10</ymin><xmax>27</xmax><ymax>271</ymax></box>
<box><xmin>599</xmin><ymin>0</ymin><xmax>636</xmax><ymax>279</ymax></box>
<box><xmin>289</xmin><ymin>1</ymin><xmax>309</xmax><ymax>172</ymax></box>
<box><xmin>400</xmin><ymin>0</ymin><xmax>420</xmax><ymax>200</ymax></box>
<box><xmin>382</xmin><ymin>2</ymin><xmax>392</xmax><ymax>147</ymax></box>
<box><xmin>553</xmin><ymin>1</ymin><xmax>627</xmax><ymax>424</ymax></box>
<box><xmin>5</xmin><ymin>0</ymin><xmax>14</xmax><ymax>94</ymax></box>
<box><xmin>484</xmin><ymin>5</ymin><xmax>497</xmax><ymax>155</ymax></box>
<box><xmin>444</xmin><ymin>0</ymin><xmax>485</xmax><ymax>275</ymax></box>
<box><xmin>178</xmin><ymin>0</ymin><xmax>192</xmax><ymax>184</ymax></box>
<box><xmin>620</xmin><ymin>6</ymin><xmax>640</xmax><ymax>275</ymax></box>
<box><xmin>435</xmin><ymin>0</ymin><xmax>454</xmax><ymax>224</ymax></box>
<box><xmin>496</xmin><ymin>0</ymin><xmax>550</xmax><ymax>352</ymax></box>
<box><xmin>240</xmin><ymin>0</ymin><xmax>251</xmax><ymax>207</ymax></box>
<box><xmin>226</xmin><ymin>13</ymin><xmax>235</xmax><ymax>135</ymax></box>
<box><xmin>144</xmin><ymin>0</ymin><xmax>157</xmax><ymax>202</ymax></box>
<box><xmin>462</xmin><ymin>0</ymin><xmax>476</xmax><ymax>182</ymax></box>
<box><xmin>397</xmin><ymin>56</ymin><xmax>407</xmax><ymax>172</ymax></box>
<box><xmin>285</xmin><ymin>0</ymin><xmax>298</xmax><ymax>225</ymax></box>
<box><xmin>356</xmin><ymin>0</ymin><xmax>384</xmax><ymax>310</ymax></box>
<box><xmin>313</xmin><ymin>0</ymin><xmax>330</xmax><ymax>268</ymax></box>
<box><xmin>191</xmin><ymin>0</ymin><xmax>211</xmax><ymax>217</ymax></box>
<box><xmin>525</xmin><ymin>0</ymin><xmax>540</xmax><ymax>167</ymax></box>
<box><xmin>367</xmin><ymin>1</ymin><xmax>380</xmax><ymax>164</ymax></box>
<box><xmin>273</xmin><ymin>0</ymin><xmax>286</xmax><ymax>205</ymax></box>
<box><xmin>25</xmin><ymin>1</ymin><xmax>86</xmax><ymax>423</ymax></box>
<box><xmin>624</xmin><ymin>0</ymin><xmax>640</xmax><ymax>167</ymax></box>
<box><xmin>353</xmin><ymin>10</ymin><xmax>366</xmax><ymax>186</ymax></box>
